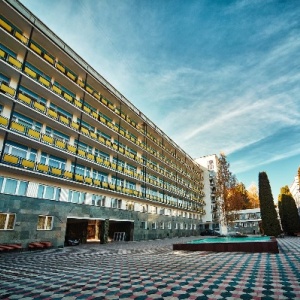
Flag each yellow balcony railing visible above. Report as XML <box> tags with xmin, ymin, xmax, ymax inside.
<box><xmin>18</xmin><ymin>93</ymin><xmax>32</xmax><ymax>105</ymax></box>
<box><xmin>0</xmin><ymin>83</ymin><xmax>15</xmax><ymax>96</ymax></box>
<box><xmin>8</xmin><ymin>56</ymin><xmax>22</xmax><ymax>69</ymax></box>
<box><xmin>51</xmin><ymin>167</ymin><xmax>62</xmax><ymax>176</ymax></box>
<box><xmin>37</xmin><ymin>163</ymin><xmax>49</xmax><ymax>173</ymax></box>
<box><xmin>75</xmin><ymin>174</ymin><xmax>84</xmax><ymax>182</ymax></box>
<box><xmin>24</xmin><ymin>66</ymin><xmax>37</xmax><ymax>78</ymax></box>
<box><xmin>55</xmin><ymin>140</ymin><xmax>66</xmax><ymax>149</ymax></box>
<box><xmin>63</xmin><ymin>93</ymin><xmax>73</xmax><ymax>102</ymax></box>
<box><xmin>67</xmin><ymin>71</ymin><xmax>76</xmax><ymax>81</ymax></box>
<box><xmin>21</xmin><ymin>159</ymin><xmax>35</xmax><ymax>169</ymax></box>
<box><xmin>64</xmin><ymin>171</ymin><xmax>73</xmax><ymax>179</ymax></box>
<box><xmin>0</xmin><ymin>49</ymin><xmax>5</xmax><ymax>59</ymax></box>
<box><xmin>33</xmin><ymin>101</ymin><xmax>46</xmax><ymax>112</ymax></box>
<box><xmin>52</xmin><ymin>85</ymin><xmax>62</xmax><ymax>95</ymax></box>
<box><xmin>10</xmin><ymin>122</ymin><xmax>25</xmax><ymax>133</ymax></box>
<box><xmin>56</xmin><ymin>63</ymin><xmax>65</xmax><ymax>73</ymax></box>
<box><xmin>71</xmin><ymin>122</ymin><xmax>79</xmax><ymax>130</ymax></box>
<box><xmin>74</xmin><ymin>100</ymin><xmax>82</xmax><ymax>108</ymax></box>
<box><xmin>59</xmin><ymin>115</ymin><xmax>69</xmax><ymax>126</ymax></box>
<box><xmin>47</xmin><ymin>109</ymin><xmax>58</xmax><ymax>119</ymax></box>
<box><xmin>77</xmin><ymin>149</ymin><xmax>86</xmax><ymax>157</ymax></box>
<box><xmin>0</xmin><ymin>115</ymin><xmax>8</xmax><ymax>127</ymax></box>
<box><xmin>94</xmin><ymin>179</ymin><xmax>101</xmax><ymax>186</ymax></box>
<box><xmin>42</xmin><ymin>135</ymin><xmax>54</xmax><ymax>145</ymax></box>
<box><xmin>67</xmin><ymin>144</ymin><xmax>76</xmax><ymax>153</ymax></box>
<box><xmin>39</xmin><ymin>76</ymin><xmax>50</xmax><ymax>87</ymax></box>
<box><xmin>0</xmin><ymin>19</ymin><xmax>12</xmax><ymax>32</ymax></box>
<box><xmin>96</xmin><ymin>157</ymin><xmax>103</xmax><ymax>164</ymax></box>
<box><xmin>28</xmin><ymin>128</ymin><xmax>40</xmax><ymax>139</ymax></box>
<box><xmin>43</xmin><ymin>53</ymin><xmax>54</xmax><ymax>64</ymax></box>
<box><xmin>3</xmin><ymin>154</ymin><xmax>18</xmax><ymax>165</ymax></box>
<box><xmin>83</xmin><ymin>106</ymin><xmax>91</xmax><ymax>114</ymax></box>
<box><xmin>85</xmin><ymin>177</ymin><xmax>93</xmax><ymax>184</ymax></box>
<box><xmin>30</xmin><ymin>43</ymin><xmax>42</xmax><ymax>55</ymax></box>
<box><xmin>87</xmin><ymin>153</ymin><xmax>95</xmax><ymax>161</ymax></box>
<box><xmin>90</xmin><ymin>132</ymin><xmax>97</xmax><ymax>139</ymax></box>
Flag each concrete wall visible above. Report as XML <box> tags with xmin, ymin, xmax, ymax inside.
<box><xmin>0</xmin><ymin>194</ymin><xmax>200</xmax><ymax>249</ymax></box>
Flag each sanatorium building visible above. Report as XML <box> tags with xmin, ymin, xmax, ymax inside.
<box><xmin>0</xmin><ymin>0</ymin><xmax>217</xmax><ymax>248</ymax></box>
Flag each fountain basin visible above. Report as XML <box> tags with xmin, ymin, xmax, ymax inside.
<box><xmin>173</xmin><ymin>236</ymin><xmax>279</xmax><ymax>253</ymax></box>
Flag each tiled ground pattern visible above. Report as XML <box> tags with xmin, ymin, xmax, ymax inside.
<box><xmin>0</xmin><ymin>237</ymin><xmax>300</xmax><ymax>299</ymax></box>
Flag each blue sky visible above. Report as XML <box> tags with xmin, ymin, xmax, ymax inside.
<box><xmin>20</xmin><ymin>0</ymin><xmax>300</xmax><ymax>199</ymax></box>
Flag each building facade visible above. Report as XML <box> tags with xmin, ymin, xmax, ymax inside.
<box><xmin>195</xmin><ymin>154</ymin><xmax>222</xmax><ymax>232</ymax></box>
<box><xmin>289</xmin><ymin>172</ymin><xmax>300</xmax><ymax>215</ymax></box>
<box><xmin>0</xmin><ymin>0</ymin><xmax>208</xmax><ymax>248</ymax></box>
<box><xmin>227</xmin><ymin>208</ymin><xmax>261</xmax><ymax>235</ymax></box>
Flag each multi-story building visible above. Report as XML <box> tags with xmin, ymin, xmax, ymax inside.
<box><xmin>289</xmin><ymin>172</ymin><xmax>300</xmax><ymax>215</ymax></box>
<box><xmin>227</xmin><ymin>208</ymin><xmax>261</xmax><ymax>235</ymax></box>
<box><xmin>0</xmin><ymin>0</ymin><xmax>207</xmax><ymax>248</ymax></box>
<box><xmin>195</xmin><ymin>154</ymin><xmax>221</xmax><ymax>232</ymax></box>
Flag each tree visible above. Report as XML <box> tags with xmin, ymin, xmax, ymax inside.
<box><xmin>258</xmin><ymin>172</ymin><xmax>281</xmax><ymax>236</ymax></box>
<box><xmin>215</xmin><ymin>153</ymin><xmax>238</xmax><ymax>225</ymax></box>
<box><xmin>278</xmin><ymin>185</ymin><xmax>300</xmax><ymax>235</ymax></box>
<box><xmin>247</xmin><ymin>183</ymin><xmax>260</xmax><ymax>208</ymax></box>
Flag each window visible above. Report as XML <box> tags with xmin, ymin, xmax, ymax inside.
<box><xmin>12</xmin><ymin>112</ymin><xmax>42</xmax><ymax>131</ymax></box>
<box><xmin>141</xmin><ymin>205</ymin><xmax>148</xmax><ymax>213</ymax></box>
<box><xmin>151</xmin><ymin>222</ymin><xmax>157</xmax><ymax>230</ymax></box>
<box><xmin>167</xmin><ymin>222</ymin><xmax>172</xmax><ymax>230</ymax></box>
<box><xmin>175</xmin><ymin>223</ymin><xmax>178</xmax><ymax>229</ymax></box>
<box><xmin>126</xmin><ymin>202</ymin><xmax>134</xmax><ymax>211</ymax></box>
<box><xmin>37</xmin><ymin>184</ymin><xmax>60</xmax><ymax>200</ymax></box>
<box><xmin>0</xmin><ymin>176</ymin><xmax>28</xmax><ymax>196</ymax></box>
<box><xmin>0</xmin><ymin>213</ymin><xmax>15</xmax><ymax>230</ymax></box>
<box><xmin>93</xmin><ymin>171</ymin><xmax>108</xmax><ymax>182</ymax></box>
<box><xmin>4</xmin><ymin>140</ymin><xmax>37</xmax><ymax>161</ymax></box>
<box><xmin>45</xmin><ymin>126</ymin><xmax>69</xmax><ymax>142</ymax></box>
<box><xmin>140</xmin><ymin>221</ymin><xmax>147</xmax><ymax>229</ymax></box>
<box><xmin>111</xmin><ymin>198</ymin><xmax>122</xmax><ymax>209</ymax></box>
<box><xmin>92</xmin><ymin>195</ymin><xmax>106</xmax><ymax>206</ymax></box>
<box><xmin>40</xmin><ymin>153</ymin><xmax>66</xmax><ymax>169</ymax></box>
<box><xmin>72</xmin><ymin>163</ymin><xmax>91</xmax><ymax>177</ymax></box>
<box><xmin>68</xmin><ymin>190</ymin><xmax>86</xmax><ymax>204</ymax></box>
<box><xmin>160</xmin><ymin>222</ymin><xmax>164</xmax><ymax>229</ymax></box>
<box><xmin>126</xmin><ymin>181</ymin><xmax>136</xmax><ymax>189</ymax></box>
<box><xmin>37</xmin><ymin>215</ymin><xmax>53</xmax><ymax>230</ymax></box>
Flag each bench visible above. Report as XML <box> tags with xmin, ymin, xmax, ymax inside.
<box><xmin>28</xmin><ymin>241</ymin><xmax>52</xmax><ymax>250</ymax></box>
<box><xmin>0</xmin><ymin>243</ymin><xmax>23</xmax><ymax>252</ymax></box>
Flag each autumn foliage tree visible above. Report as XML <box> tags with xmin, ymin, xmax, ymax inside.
<box><xmin>247</xmin><ymin>183</ymin><xmax>260</xmax><ymax>208</ymax></box>
<box><xmin>258</xmin><ymin>172</ymin><xmax>281</xmax><ymax>236</ymax></box>
<box><xmin>215</xmin><ymin>153</ymin><xmax>249</xmax><ymax>225</ymax></box>
<box><xmin>278</xmin><ymin>186</ymin><xmax>300</xmax><ymax>235</ymax></box>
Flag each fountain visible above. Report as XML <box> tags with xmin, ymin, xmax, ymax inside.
<box><xmin>173</xmin><ymin>235</ymin><xmax>279</xmax><ymax>253</ymax></box>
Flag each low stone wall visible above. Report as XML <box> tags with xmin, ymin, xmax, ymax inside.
<box><xmin>173</xmin><ymin>239</ymin><xmax>279</xmax><ymax>254</ymax></box>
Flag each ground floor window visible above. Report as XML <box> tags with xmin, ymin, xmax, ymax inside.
<box><xmin>37</xmin><ymin>215</ymin><xmax>53</xmax><ymax>230</ymax></box>
<box><xmin>37</xmin><ymin>184</ymin><xmax>60</xmax><ymax>200</ymax></box>
<box><xmin>140</xmin><ymin>221</ymin><xmax>147</xmax><ymax>229</ymax></box>
<box><xmin>0</xmin><ymin>213</ymin><xmax>15</xmax><ymax>230</ymax></box>
<box><xmin>111</xmin><ymin>198</ymin><xmax>122</xmax><ymax>209</ymax></box>
<box><xmin>0</xmin><ymin>176</ymin><xmax>28</xmax><ymax>196</ymax></box>
<box><xmin>151</xmin><ymin>222</ymin><xmax>157</xmax><ymax>230</ymax></box>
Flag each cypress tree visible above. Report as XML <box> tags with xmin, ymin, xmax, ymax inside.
<box><xmin>278</xmin><ymin>186</ymin><xmax>300</xmax><ymax>235</ymax></box>
<box><xmin>258</xmin><ymin>172</ymin><xmax>281</xmax><ymax>236</ymax></box>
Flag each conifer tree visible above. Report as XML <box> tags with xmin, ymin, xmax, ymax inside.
<box><xmin>258</xmin><ymin>172</ymin><xmax>281</xmax><ymax>236</ymax></box>
<box><xmin>278</xmin><ymin>186</ymin><xmax>300</xmax><ymax>235</ymax></box>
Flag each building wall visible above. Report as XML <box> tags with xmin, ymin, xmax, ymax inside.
<box><xmin>290</xmin><ymin>174</ymin><xmax>300</xmax><ymax>214</ymax></box>
<box><xmin>0</xmin><ymin>192</ymin><xmax>200</xmax><ymax>248</ymax></box>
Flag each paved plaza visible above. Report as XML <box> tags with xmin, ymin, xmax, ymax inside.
<box><xmin>0</xmin><ymin>236</ymin><xmax>300</xmax><ymax>299</ymax></box>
